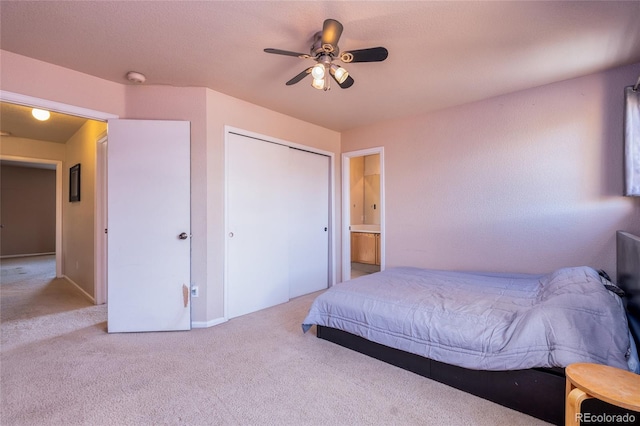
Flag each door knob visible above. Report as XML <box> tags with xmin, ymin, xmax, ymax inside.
<box><xmin>178</xmin><ymin>232</ymin><xmax>189</xmax><ymax>240</ymax></box>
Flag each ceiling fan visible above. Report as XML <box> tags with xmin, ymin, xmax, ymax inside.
<box><xmin>264</xmin><ymin>19</ymin><xmax>388</xmax><ymax>91</ymax></box>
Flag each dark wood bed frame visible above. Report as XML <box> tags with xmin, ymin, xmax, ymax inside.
<box><xmin>317</xmin><ymin>325</ymin><xmax>566</xmax><ymax>424</ymax></box>
<box><xmin>315</xmin><ymin>231</ymin><xmax>640</xmax><ymax>426</ymax></box>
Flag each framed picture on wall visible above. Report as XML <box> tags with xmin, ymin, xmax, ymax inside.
<box><xmin>69</xmin><ymin>163</ymin><xmax>81</xmax><ymax>202</ymax></box>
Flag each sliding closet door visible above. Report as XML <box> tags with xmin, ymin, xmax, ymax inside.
<box><xmin>226</xmin><ymin>133</ymin><xmax>290</xmax><ymax>319</ymax></box>
<box><xmin>288</xmin><ymin>148</ymin><xmax>330</xmax><ymax>298</ymax></box>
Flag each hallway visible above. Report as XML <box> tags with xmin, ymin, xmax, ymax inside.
<box><xmin>0</xmin><ymin>255</ymin><xmax>105</xmax><ymax>351</ymax></box>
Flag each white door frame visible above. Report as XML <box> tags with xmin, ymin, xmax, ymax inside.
<box><xmin>0</xmin><ymin>90</ymin><xmax>118</xmax><ymax>303</ymax></box>
<box><xmin>223</xmin><ymin>125</ymin><xmax>336</xmax><ymax>319</ymax></box>
<box><xmin>341</xmin><ymin>147</ymin><xmax>385</xmax><ymax>281</ymax></box>
<box><xmin>95</xmin><ymin>132</ymin><xmax>108</xmax><ymax>305</ymax></box>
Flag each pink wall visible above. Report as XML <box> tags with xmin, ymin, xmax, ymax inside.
<box><xmin>342</xmin><ymin>62</ymin><xmax>640</xmax><ymax>275</ymax></box>
<box><xmin>0</xmin><ymin>50</ymin><xmax>126</xmax><ymax>116</ymax></box>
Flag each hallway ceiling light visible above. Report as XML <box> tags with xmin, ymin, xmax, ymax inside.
<box><xmin>31</xmin><ymin>108</ymin><xmax>50</xmax><ymax>121</ymax></box>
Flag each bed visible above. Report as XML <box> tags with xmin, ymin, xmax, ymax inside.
<box><xmin>302</xmin><ymin>231</ymin><xmax>640</xmax><ymax>425</ymax></box>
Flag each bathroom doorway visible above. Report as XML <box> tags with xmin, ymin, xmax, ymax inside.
<box><xmin>342</xmin><ymin>148</ymin><xmax>384</xmax><ymax>281</ymax></box>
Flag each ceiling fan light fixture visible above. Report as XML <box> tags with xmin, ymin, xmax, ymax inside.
<box><xmin>311</xmin><ymin>63</ymin><xmax>325</xmax><ymax>80</ymax></box>
<box><xmin>311</xmin><ymin>75</ymin><xmax>331</xmax><ymax>91</ymax></box>
<box><xmin>331</xmin><ymin>65</ymin><xmax>349</xmax><ymax>84</ymax></box>
<box><xmin>32</xmin><ymin>108</ymin><xmax>50</xmax><ymax>121</ymax></box>
<box><xmin>311</xmin><ymin>77</ymin><xmax>325</xmax><ymax>90</ymax></box>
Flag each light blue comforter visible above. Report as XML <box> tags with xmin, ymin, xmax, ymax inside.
<box><xmin>303</xmin><ymin>266</ymin><xmax>637</xmax><ymax>371</ymax></box>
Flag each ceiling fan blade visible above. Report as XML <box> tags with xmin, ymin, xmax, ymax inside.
<box><xmin>321</xmin><ymin>19</ymin><xmax>343</xmax><ymax>52</ymax></box>
<box><xmin>285</xmin><ymin>68</ymin><xmax>312</xmax><ymax>85</ymax></box>
<box><xmin>333</xmin><ymin>74</ymin><xmax>354</xmax><ymax>89</ymax></box>
<box><xmin>264</xmin><ymin>48</ymin><xmax>310</xmax><ymax>59</ymax></box>
<box><xmin>340</xmin><ymin>47</ymin><xmax>388</xmax><ymax>63</ymax></box>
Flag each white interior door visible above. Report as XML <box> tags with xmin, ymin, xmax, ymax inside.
<box><xmin>226</xmin><ymin>132</ymin><xmax>290</xmax><ymax>319</ymax></box>
<box><xmin>288</xmin><ymin>148</ymin><xmax>330</xmax><ymax>298</ymax></box>
<box><xmin>107</xmin><ymin>119</ymin><xmax>191</xmax><ymax>333</ymax></box>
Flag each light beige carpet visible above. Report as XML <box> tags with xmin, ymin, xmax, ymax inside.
<box><xmin>1</xmin><ymin>255</ymin><xmax>549</xmax><ymax>425</ymax></box>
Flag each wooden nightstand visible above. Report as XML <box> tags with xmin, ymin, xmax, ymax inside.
<box><xmin>565</xmin><ymin>363</ymin><xmax>640</xmax><ymax>425</ymax></box>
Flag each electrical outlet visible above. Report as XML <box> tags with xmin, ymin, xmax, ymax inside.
<box><xmin>191</xmin><ymin>286</ymin><xmax>199</xmax><ymax>298</ymax></box>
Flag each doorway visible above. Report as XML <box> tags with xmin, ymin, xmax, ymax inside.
<box><xmin>0</xmin><ymin>91</ymin><xmax>118</xmax><ymax>304</ymax></box>
<box><xmin>342</xmin><ymin>147</ymin><xmax>385</xmax><ymax>281</ymax></box>
<box><xmin>0</xmin><ymin>156</ymin><xmax>62</xmax><ymax>277</ymax></box>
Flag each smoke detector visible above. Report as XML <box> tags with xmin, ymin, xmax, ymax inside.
<box><xmin>126</xmin><ymin>71</ymin><xmax>146</xmax><ymax>84</ymax></box>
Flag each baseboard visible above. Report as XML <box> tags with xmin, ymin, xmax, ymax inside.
<box><xmin>191</xmin><ymin>317</ymin><xmax>227</xmax><ymax>328</ymax></box>
<box><xmin>62</xmin><ymin>275</ymin><xmax>96</xmax><ymax>304</ymax></box>
<box><xmin>1</xmin><ymin>252</ymin><xmax>55</xmax><ymax>259</ymax></box>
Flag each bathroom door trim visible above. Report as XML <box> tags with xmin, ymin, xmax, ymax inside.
<box><xmin>341</xmin><ymin>147</ymin><xmax>385</xmax><ymax>282</ymax></box>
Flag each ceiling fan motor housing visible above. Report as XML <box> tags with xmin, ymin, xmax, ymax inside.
<box><xmin>311</xmin><ymin>31</ymin><xmax>339</xmax><ymax>57</ymax></box>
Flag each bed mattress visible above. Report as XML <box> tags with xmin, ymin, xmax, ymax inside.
<box><xmin>303</xmin><ymin>266</ymin><xmax>636</xmax><ymax>371</ymax></box>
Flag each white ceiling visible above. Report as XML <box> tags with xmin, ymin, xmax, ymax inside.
<box><xmin>1</xmin><ymin>1</ymin><xmax>639</xmax><ymax>132</ymax></box>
